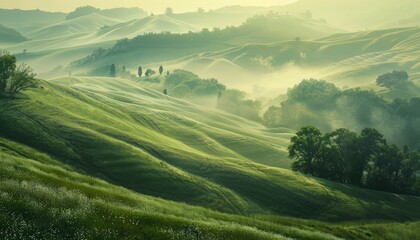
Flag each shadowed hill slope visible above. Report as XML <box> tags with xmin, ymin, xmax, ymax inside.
<box><xmin>0</xmin><ymin>25</ymin><xmax>27</xmax><ymax>43</ymax></box>
<box><xmin>2</xmin><ymin>136</ymin><xmax>419</xmax><ymax>239</ymax></box>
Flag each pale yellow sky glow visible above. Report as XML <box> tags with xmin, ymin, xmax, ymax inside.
<box><xmin>0</xmin><ymin>0</ymin><xmax>296</xmax><ymax>13</ymax></box>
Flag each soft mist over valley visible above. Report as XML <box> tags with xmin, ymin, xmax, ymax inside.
<box><xmin>0</xmin><ymin>1</ymin><xmax>419</xmax><ymax>239</ymax></box>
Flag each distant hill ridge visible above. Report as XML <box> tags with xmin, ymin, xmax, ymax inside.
<box><xmin>65</xmin><ymin>5</ymin><xmax>147</xmax><ymax>21</ymax></box>
<box><xmin>0</xmin><ymin>24</ymin><xmax>27</xmax><ymax>43</ymax></box>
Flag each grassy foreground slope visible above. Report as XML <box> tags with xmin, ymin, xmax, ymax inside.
<box><xmin>0</xmin><ymin>77</ymin><xmax>419</xmax><ymax>223</ymax></box>
<box><xmin>2</xmin><ymin>139</ymin><xmax>419</xmax><ymax>240</ymax></box>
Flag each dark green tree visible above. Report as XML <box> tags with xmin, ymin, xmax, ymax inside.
<box><xmin>350</xmin><ymin>128</ymin><xmax>385</xmax><ymax>185</ymax></box>
<box><xmin>163</xmin><ymin>89</ymin><xmax>167</xmax><ymax>95</ymax></box>
<box><xmin>110</xmin><ymin>64</ymin><xmax>116</xmax><ymax>77</ymax></box>
<box><xmin>399</xmin><ymin>148</ymin><xmax>420</xmax><ymax>194</ymax></box>
<box><xmin>0</xmin><ymin>50</ymin><xmax>16</xmax><ymax>94</ymax></box>
<box><xmin>7</xmin><ymin>63</ymin><xmax>37</xmax><ymax>96</ymax></box>
<box><xmin>376</xmin><ymin>70</ymin><xmax>409</xmax><ymax>89</ymax></box>
<box><xmin>145</xmin><ymin>68</ymin><xmax>156</xmax><ymax>77</ymax></box>
<box><xmin>138</xmin><ymin>66</ymin><xmax>143</xmax><ymax>77</ymax></box>
<box><xmin>366</xmin><ymin>144</ymin><xmax>399</xmax><ymax>191</ymax></box>
<box><xmin>323</xmin><ymin>128</ymin><xmax>358</xmax><ymax>182</ymax></box>
<box><xmin>288</xmin><ymin>126</ymin><xmax>325</xmax><ymax>175</ymax></box>
<box><xmin>159</xmin><ymin>65</ymin><xmax>163</xmax><ymax>75</ymax></box>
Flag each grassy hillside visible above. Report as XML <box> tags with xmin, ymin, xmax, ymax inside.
<box><xmin>2</xmin><ymin>137</ymin><xmax>419</xmax><ymax>239</ymax></box>
<box><xmin>0</xmin><ymin>77</ymin><xmax>419</xmax><ymax>224</ymax></box>
<box><xmin>0</xmin><ymin>25</ymin><xmax>27</xmax><ymax>43</ymax></box>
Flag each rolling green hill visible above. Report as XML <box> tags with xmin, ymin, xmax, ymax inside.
<box><xmin>1</xmin><ymin>76</ymin><xmax>419</xmax><ymax>222</ymax></box>
<box><xmin>1</xmin><ymin>76</ymin><xmax>419</xmax><ymax>238</ymax></box>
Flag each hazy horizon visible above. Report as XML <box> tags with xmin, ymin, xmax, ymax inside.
<box><xmin>0</xmin><ymin>0</ymin><xmax>296</xmax><ymax>13</ymax></box>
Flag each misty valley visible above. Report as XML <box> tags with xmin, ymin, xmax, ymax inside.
<box><xmin>0</xmin><ymin>1</ymin><xmax>419</xmax><ymax>239</ymax></box>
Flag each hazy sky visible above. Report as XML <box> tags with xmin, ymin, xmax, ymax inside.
<box><xmin>0</xmin><ymin>0</ymin><xmax>296</xmax><ymax>13</ymax></box>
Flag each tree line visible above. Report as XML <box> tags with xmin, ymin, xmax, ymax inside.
<box><xmin>289</xmin><ymin>126</ymin><xmax>420</xmax><ymax>195</ymax></box>
<box><xmin>0</xmin><ymin>50</ymin><xmax>37</xmax><ymax>97</ymax></box>
<box><xmin>106</xmin><ymin>64</ymin><xmax>167</xmax><ymax>79</ymax></box>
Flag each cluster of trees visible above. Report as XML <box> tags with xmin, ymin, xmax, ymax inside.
<box><xmin>107</xmin><ymin>64</ymin><xmax>167</xmax><ymax>79</ymax></box>
<box><xmin>263</xmin><ymin>79</ymin><xmax>420</xmax><ymax>149</ymax></box>
<box><xmin>289</xmin><ymin>126</ymin><xmax>420</xmax><ymax>195</ymax></box>
<box><xmin>137</xmin><ymin>65</ymin><xmax>165</xmax><ymax>78</ymax></box>
<box><xmin>163</xmin><ymin>70</ymin><xmax>225</xmax><ymax>98</ymax></box>
<box><xmin>376</xmin><ymin>70</ymin><xmax>410</xmax><ymax>89</ymax></box>
<box><xmin>0</xmin><ymin>50</ymin><xmax>37</xmax><ymax>96</ymax></box>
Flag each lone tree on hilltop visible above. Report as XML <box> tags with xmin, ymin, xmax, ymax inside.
<box><xmin>110</xmin><ymin>64</ymin><xmax>116</xmax><ymax>77</ymax></box>
<box><xmin>138</xmin><ymin>66</ymin><xmax>143</xmax><ymax>77</ymax></box>
<box><xmin>159</xmin><ymin>65</ymin><xmax>163</xmax><ymax>75</ymax></box>
<box><xmin>163</xmin><ymin>89</ymin><xmax>168</xmax><ymax>95</ymax></box>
